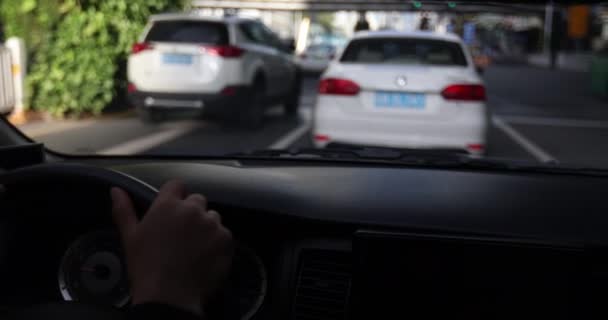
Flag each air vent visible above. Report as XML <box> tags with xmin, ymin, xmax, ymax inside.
<box><xmin>292</xmin><ymin>249</ymin><xmax>352</xmax><ymax>320</ymax></box>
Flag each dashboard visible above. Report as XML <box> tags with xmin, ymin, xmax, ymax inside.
<box><xmin>2</xmin><ymin>158</ymin><xmax>608</xmax><ymax>319</ymax></box>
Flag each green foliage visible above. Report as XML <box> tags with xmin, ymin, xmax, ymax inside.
<box><xmin>0</xmin><ymin>0</ymin><xmax>62</xmax><ymax>53</ymax></box>
<box><xmin>1</xmin><ymin>0</ymin><xmax>187</xmax><ymax>116</ymax></box>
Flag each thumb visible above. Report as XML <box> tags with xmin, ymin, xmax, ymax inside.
<box><xmin>111</xmin><ymin>187</ymin><xmax>138</xmax><ymax>242</ymax></box>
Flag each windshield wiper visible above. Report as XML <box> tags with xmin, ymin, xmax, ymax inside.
<box><xmin>232</xmin><ymin>146</ymin><xmax>485</xmax><ymax>167</ymax></box>
<box><xmin>232</xmin><ymin>145</ymin><xmax>467</xmax><ymax>161</ymax></box>
<box><xmin>231</xmin><ymin>146</ymin><xmax>608</xmax><ymax>177</ymax></box>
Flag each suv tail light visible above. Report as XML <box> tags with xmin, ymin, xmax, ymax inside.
<box><xmin>132</xmin><ymin>42</ymin><xmax>153</xmax><ymax>54</ymax></box>
<box><xmin>318</xmin><ymin>78</ymin><xmax>360</xmax><ymax>96</ymax></box>
<box><xmin>441</xmin><ymin>84</ymin><xmax>486</xmax><ymax>101</ymax></box>
<box><xmin>314</xmin><ymin>134</ymin><xmax>331</xmax><ymax>142</ymax></box>
<box><xmin>127</xmin><ymin>83</ymin><xmax>137</xmax><ymax>93</ymax></box>
<box><xmin>203</xmin><ymin>45</ymin><xmax>245</xmax><ymax>58</ymax></box>
<box><xmin>220</xmin><ymin>86</ymin><xmax>237</xmax><ymax>96</ymax></box>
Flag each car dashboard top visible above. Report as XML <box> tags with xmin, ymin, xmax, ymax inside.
<box><xmin>2</xmin><ymin>158</ymin><xmax>608</xmax><ymax>319</ymax></box>
<box><xmin>111</xmin><ymin>160</ymin><xmax>608</xmax><ymax>244</ymax></box>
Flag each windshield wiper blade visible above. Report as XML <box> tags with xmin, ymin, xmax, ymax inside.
<box><xmin>232</xmin><ymin>146</ymin><xmax>466</xmax><ymax>162</ymax></box>
<box><xmin>231</xmin><ymin>146</ymin><xmax>608</xmax><ymax>176</ymax></box>
<box><xmin>231</xmin><ymin>148</ymin><xmax>367</xmax><ymax>159</ymax></box>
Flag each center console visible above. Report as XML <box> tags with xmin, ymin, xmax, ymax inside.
<box><xmin>350</xmin><ymin>231</ymin><xmax>605</xmax><ymax>319</ymax></box>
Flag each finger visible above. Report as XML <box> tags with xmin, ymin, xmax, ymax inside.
<box><xmin>111</xmin><ymin>187</ymin><xmax>138</xmax><ymax>241</ymax></box>
<box><xmin>158</xmin><ymin>180</ymin><xmax>187</xmax><ymax>200</ymax></box>
<box><xmin>205</xmin><ymin>209</ymin><xmax>222</xmax><ymax>225</ymax></box>
<box><xmin>216</xmin><ymin>226</ymin><xmax>234</xmax><ymax>253</ymax></box>
<box><xmin>184</xmin><ymin>194</ymin><xmax>207</xmax><ymax>209</ymax></box>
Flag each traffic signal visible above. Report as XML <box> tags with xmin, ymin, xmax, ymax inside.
<box><xmin>412</xmin><ymin>1</ymin><xmax>422</xmax><ymax>9</ymax></box>
<box><xmin>448</xmin><ymin>2</ymin><xmax>457</xmax><ymax>8</ymax></box>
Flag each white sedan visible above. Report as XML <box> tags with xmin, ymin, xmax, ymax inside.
<box><xmin>312</xmin><ymin>31</ymin><xmax>488</xmax><ymax>155</ymax></box>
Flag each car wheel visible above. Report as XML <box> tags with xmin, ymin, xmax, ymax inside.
<box><xmin>240</xmin><ymin>81</ymin><xmax>265</xmax><ymax>130</ymax></box>
<box><xmin>136</xmin><ymin>106</ymin><xmax>163</xmax><ymax>123</ymax></box>
<box><xmin>283</xmin><ymin>72</ymin><xmax>302</xmax><ymax>117</ymax></box>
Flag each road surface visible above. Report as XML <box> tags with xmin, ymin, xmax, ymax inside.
<box><xmin>18</xmin><ymin>64</ymin><xmax>608</xmax><ymax>168</ymax></box>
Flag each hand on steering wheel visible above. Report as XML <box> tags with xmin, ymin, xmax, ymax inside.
<box><xmin>111</xmin><ymin>180</ymin><xmax>234</xmax><ymax>317</ymax></box>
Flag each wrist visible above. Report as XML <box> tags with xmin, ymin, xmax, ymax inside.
<box><xmin>132</xmin><ymin>296</ymin><xmax>203</xmax><ymax>317</ymax></box>
<box><xmin>131</xmin><ymin>284</ymin><xmax>204</xmax><ymax>316</ymax></box>
<box><xmin>130</xmin><ymin>303</ymin><xmax>205</xmax><ymax>320</ymax></box>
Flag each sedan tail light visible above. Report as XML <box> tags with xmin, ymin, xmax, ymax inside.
<box><xmin>441</xmin><ymin>84</ymin><xmax>486</xmax><ymax>101</ymax></box>
<box><xmin>203</xmin><ymin>45</ymin><xmax>245</xmax><ymax>58</ymax></box>
<box><xmin>131</xmin><ymin>42</ymin><xmax>153</xmax><ymax>54</ymax></box>
<box><xmin>318</xmin><ymin>78</ymin><xmax>360</xmax><ymax>96</ymax></box>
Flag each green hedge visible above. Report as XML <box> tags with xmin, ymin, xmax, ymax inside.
<box><xmin>1</xmin><ymin>0</ymin><xmax>187</xmax><ymax>116</ymax></box>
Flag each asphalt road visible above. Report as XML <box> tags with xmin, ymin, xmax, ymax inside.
<box><xmin>18</xmin><ymin>64</ymin><xmax>608</xmax><ymax>168</ymax></box>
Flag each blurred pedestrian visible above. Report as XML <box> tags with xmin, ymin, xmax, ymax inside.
<box><xmin>354</xmin><ymin>11</ymin><xmax>369</xmax><ymax>32</ymax></box>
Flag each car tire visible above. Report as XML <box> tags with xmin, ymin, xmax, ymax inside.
<box><xmin>136</xmin><ymin>106</ymin><xmax>163</xmax><ymax>124</ymax></box>
<box><xmin>283</xmin><ymin>71</ymin><xmax>302</xmax><ymax>117</ymax></box>
<box><xmin>240</xmin><ymin>81</ymin><xmax>265</xmax><ymax>130</ymax></box>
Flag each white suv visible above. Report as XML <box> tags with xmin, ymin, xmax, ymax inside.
<box><xmin>128</xmin><ymin>13</ymin><xmax>301</xmax><ymax>127</ymax></box>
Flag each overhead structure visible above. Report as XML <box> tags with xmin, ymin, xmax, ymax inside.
<box><xmin>191</xmin><ymin>0</ymin><xmax>545</xmax><ymax>14</ymax></box>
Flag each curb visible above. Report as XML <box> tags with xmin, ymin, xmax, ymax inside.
<box><xmin>9</xmin><ymin>109</ymin><xmax>135</xmax><ymax>127</ymax></box>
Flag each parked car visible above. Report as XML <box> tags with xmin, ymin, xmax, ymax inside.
<box><xmin>470</xmin><ymin>45</ymin><xmax>493</xmax><ymax>73</ymax></box>
<box><xmin>313</xmin><ymin>30</ymin><xmax>488</xmax><ymax>155</ymax></box>
<box><xmin>128</xmin><ymin>13</ymin><xmax>301</xmax><ymax>127</ymax></box>
<box><xmin>296</xmin><ymin>44</ymin><xmax>338</xmax><ymax>73</ymax></box>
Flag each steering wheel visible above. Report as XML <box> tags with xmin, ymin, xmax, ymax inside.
<box><xmin>0</xmin><ymin>163</ymin><xmax>158</xmax><ymax>320</ymax></box>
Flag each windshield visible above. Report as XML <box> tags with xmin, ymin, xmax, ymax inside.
<box><xmin>1</xmin><ymin>1</ymin><xmax>608</xmax><ymax>169</ymax></box>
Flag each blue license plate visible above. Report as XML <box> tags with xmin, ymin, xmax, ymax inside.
<box><xmin>162</xmin><ymin>54</ymin><xmax>193</xmax><ymax>65</ymax></box>
<box><xmin>374</xmin><ymin>91</ymin><xmax>426</xmax><ymax>109</ymax></box>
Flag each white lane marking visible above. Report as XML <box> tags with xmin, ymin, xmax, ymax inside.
<box><xmin>19</xmin><ymin>120</ymin><xmax>96</xmax><ymax>138</ymax></box>
<box><xmin>97</xmin><ymin>122</ymin><xmax>200</xmax><ymax>155</ymax></box>
<box><xmin>268</xmin><ymin>106</ymin><xmax>313</xmax><ymax>149</ymax></box>
<box><xmin>492</xmin><ymin>116</ymin><xmax>556</xmax><ymax>163</ymax></box>
<box><xmin>499</xmin><ymin>115</ymin><xmax>608</xmax><ymax>129</ymax></box>
<box><xmin>489</xmin><ymin>95</ymin><xmax>608</xmax><ymax>128</ymax></box>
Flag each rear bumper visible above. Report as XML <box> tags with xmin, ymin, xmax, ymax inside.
<box><xmin>313</xmin><ymin>100</ymin><xmax>488</xmax><ymax>154</ymax></box>
<box><xmin>297</xmin><ymin>59</ymin><xmax>329</xmax><ymax>73</ymax></box>
<box><xmin>128</xmin><ymin>87</ymin><xmax>249</xmax><ymax>117</ymax></box>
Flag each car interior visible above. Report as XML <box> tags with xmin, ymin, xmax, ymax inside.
<box><xmin>1</xmin><ymin>113</ymin><xmax>608</xmax><ymax>320</ymax></box>
<box><xmin>1</xmin><ymin>0</ymin><xmax>608</xmax><ymax>319</ymax></box>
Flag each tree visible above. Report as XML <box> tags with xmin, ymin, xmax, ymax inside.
<box><xmin>0</xmin><ymin>0</ymin><xmax>187</xmax><ymax>116</ymax></box>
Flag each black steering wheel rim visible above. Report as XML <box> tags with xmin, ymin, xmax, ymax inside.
<box><xmin>0</xmin><ymin>163</ymin><xmax>158</xmax><ymax>320</ymax></box>
<box><xmin>0</xmin><ymin>163</ymin><xmax>157</xmax><ymax>217</ymax></box>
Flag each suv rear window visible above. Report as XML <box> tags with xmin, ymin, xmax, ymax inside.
<box><xmin>341</xmin><ymin>38</ymin><xmax>467</xmax><ymax>66</ymax></box>
<box><xmin>145</xmin><ymin>20</ymin><xmax>229</xmax><ymax>44</ymax></box>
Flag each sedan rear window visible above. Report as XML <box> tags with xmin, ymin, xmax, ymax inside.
<box><xmin>145</xmin><ymin>20</ymin><xmax>228</xmax><ymax>44</ymax></box>
<box><xmin>341</xmin><ymin>38</ymin><xmax>467</xmax><ymax>66</ymax></box>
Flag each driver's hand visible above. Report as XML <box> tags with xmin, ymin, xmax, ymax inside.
<box><xmin>111</xmin><ymin>180</ymin><xmax>234</xmax><ymax>316</ymax></box>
